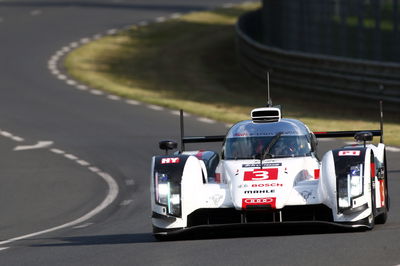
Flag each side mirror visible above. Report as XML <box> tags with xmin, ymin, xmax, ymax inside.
<box><xmin>354</xmin><ymin>131</ymin><xmax>373</xmax><ymax>147</ymax></box>
<box><xmin>159</xmin><ymin>140</ymin><xmax>178</xmax><ymax>155</ymax></box>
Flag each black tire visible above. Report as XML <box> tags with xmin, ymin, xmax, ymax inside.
<box><xmin>368</xmin><ymin>163</ymin><xmax>376</xmax><ymax>229</ymax></box>
<box><xmin>375</xmin><ymin>152</ymin><xmax>388</xmax><ymax>224</ymax></box>
<box><xmin>153</xmin><ymin>233</ymin><xmax>170</xmax><ymax>241</ymax></box>
<box><xmin>375</xmin><ymin>209</ymin><xmax>387</xmax><ymax>224</ymax></box>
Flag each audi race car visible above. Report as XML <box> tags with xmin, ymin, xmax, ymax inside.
<box><xmin>150</xmin><ymin>106</ymin><xmax>389</xmax><ymax>238</ymax></box>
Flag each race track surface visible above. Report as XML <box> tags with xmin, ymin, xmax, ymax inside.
<box><xmin>0</xmin><ymin>1</ymin><xmax>399</xmax><ymax>265</ymax></box>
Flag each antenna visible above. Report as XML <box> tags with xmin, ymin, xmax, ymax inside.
<box><xmin>266</xmin><ymin>71</ymin><xmax>272</xmax><ymax>107</ymax></box>
<box><xmin>378</xmin><ymin>84</ymin><xmax>384</xmax><ymax>143</ymax></box>
<box><xmin>180</xmin><ymin>109</ymin><xmax>185</xmax><ymax>152</ymax></box>
<box><xmin>379</xmin><ymin>100</ymin><xmax>384</xmax><ymax>143</ymax></box>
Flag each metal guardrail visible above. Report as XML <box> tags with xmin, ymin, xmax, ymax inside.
<box><xmin>236</xmin><ymin>11</ymin><xmax>400</xmax><ymax>103</ymax></box>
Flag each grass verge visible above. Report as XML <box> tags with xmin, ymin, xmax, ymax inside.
<box><xmin>65</xmin><ymin>2</ymin><xmax>400</xmax><ymax>146</ymax></box>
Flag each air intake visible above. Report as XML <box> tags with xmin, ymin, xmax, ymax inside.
<box><xmin>251</xmin><ymin>107</ymin><xmax>281</xmax><ymax>123</ymax></box>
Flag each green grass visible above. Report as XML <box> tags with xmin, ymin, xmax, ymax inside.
<box><xmin>64</xmin><ymin>3</ymin><xmax>400</xmax><ymax>146</ymax></box>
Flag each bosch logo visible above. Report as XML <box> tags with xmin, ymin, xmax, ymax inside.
<box><xmin>252</xmin><ymin>183</ymin><xmax>283</xmax><ymax>187</ymax></box>
<box><xmin>244</xmin><ymin>198</ymin><xmax>273</xmax><ymax>204</ymax></box>
<box><xmin>244</xmin><ymin>168</ymin><xmax>278</xmax><ymax>181</ymax></box>
<box><xmin>161</xmin><ymin>157</ymin><xmax>180</xmax><ymax>164</ymax></box>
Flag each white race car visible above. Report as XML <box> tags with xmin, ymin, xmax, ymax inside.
<box><xmin>150</xmin><ymin>107</ymin><xmax>389</xmax><ymax>239</ymax></box>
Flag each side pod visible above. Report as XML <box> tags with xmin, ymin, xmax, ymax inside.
<box><xmin>151</xmin><ymin>155</ymin><xmax>206</xmax><ymax>233</ymax></box>
<box><xmin>320</xmin><ymin>147</ymin><xmax>374</xmax><ymax>227</ymax></box>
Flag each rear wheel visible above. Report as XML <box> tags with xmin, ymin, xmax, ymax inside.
<box><xmin>375</xmin><ymin>152</ymin><xmax>388</xmax><ymax>224</ymax></box>
<box><xmin>368</xmin><ymin>188</ymin><xmax>376</xmax><ymax>229</ymax></box>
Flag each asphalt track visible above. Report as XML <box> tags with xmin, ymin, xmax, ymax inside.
<box><xmin>0</xmin><ymin>1</ymin><xmax>399</xmax><ymax>265</ymax></box>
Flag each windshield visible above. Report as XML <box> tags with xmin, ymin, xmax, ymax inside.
<box><xmin>223</xmin><ymin>135</ymin><xmax>312</xmax><ymax>160</ymax></box>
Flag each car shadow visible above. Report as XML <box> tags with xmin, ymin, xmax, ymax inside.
<box><xmin>31</xmin><ymin>223</ymin><xmax>363</xmax><ymax>247</ymax></box>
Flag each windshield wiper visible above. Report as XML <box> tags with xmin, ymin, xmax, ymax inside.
<box><xmin>260</xmin><ymin>132</ymin><xmax>283</xmax><ymax>167</ymax></box>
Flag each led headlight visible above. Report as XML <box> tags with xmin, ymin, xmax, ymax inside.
<box><xmin>338</xmin><ymin>164</ymin><xmax>364</xmax><ymax>211</ymax></box>
<box><xmin>350</xmin><ymin>165</ymin><xmax>363</xmax><ymax>197</ymax></box>
<box><xmin>155</xmin><ymin>173</ymin><xmax>169</xmax><ymax>205</ymax></box>
<box><xmin>168</xmin><ymin>193</ymin><xmax>181</xmax><ymax>216</ymax></box>
<box><xmin>154</xmin><ymin>172</ymin><xmax>181</xmax><ymax>217</ymax></box>
<box><xmin>338</xmin><ymin>175</ymin><xmax>351</xmax><ymax>208</ymax></box>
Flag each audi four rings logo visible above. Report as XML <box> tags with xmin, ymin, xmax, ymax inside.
<box><xmin>244</xmin><ymin>198</ymin><xmax>274</xmax><ymax>204</ymax></box>
<box><xmin>242</xmin><ymin>197</ymin><xmax>276</xmax><ymax>209</ymax></box>
<box><xmin>243</xmin><ymin>168</ymin><xmax>278</xmax><ymax>181</ymax></box>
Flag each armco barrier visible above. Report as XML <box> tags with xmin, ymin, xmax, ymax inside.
<box><xmin>236</xmin><ymin>11</ymin><xmax>400</xmax><ymax>103</ymax></box>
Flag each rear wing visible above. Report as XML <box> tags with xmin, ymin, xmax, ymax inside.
<box><xmin>314</xmin><ymin>130</ymin><xmax>382</xmax><ymax>139</ymax></box>
<box><xmin>179</xmin><ymin>100</ymin><xmax>384</xmax><ymax>151</ymax></box>
<box><xmin>315</xmin><ymin>100</ymin><xmax>384</xmax><ymax>143</ymax></box>
<box><xmin>181</xmin><ymin>129</ymin><xmax>382</xmax><ymax>145</ymax></box>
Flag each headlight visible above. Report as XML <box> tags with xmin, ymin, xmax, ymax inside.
<box><xmin>350</xmin><ymin>165</ymin><xmax>363</xmax><ymax>197</ymax></box>
<box><xmin>338</xmin><ymin>175</ymin><xmax>350</xmax><ymax>208</ymax></box>
<box><xmin>337</xmin><ymin>164</ymin><xmax>364</xmax><ymax>211</ymax></box>
<box><xmin>154</xmin><ymin>172</ymin><xmax>181</xmax><ymax>217</ymax></box>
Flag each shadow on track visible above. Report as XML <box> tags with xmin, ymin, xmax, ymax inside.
<box><xmin>31</xmin><ymin>223</ymin><xmax>363</xmax><ymax>247</ymax></box>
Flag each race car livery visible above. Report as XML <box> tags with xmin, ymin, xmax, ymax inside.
<box><xmin>150</xmin><ymin>107</ymin><xmax>389</xmax><ymax>238</ymax></box>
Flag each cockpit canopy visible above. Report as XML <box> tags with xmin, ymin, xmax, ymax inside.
<box><xmin>223</xmin><ymin>119</ymin><xmax>314</xmax><ymax>160</ymax></box>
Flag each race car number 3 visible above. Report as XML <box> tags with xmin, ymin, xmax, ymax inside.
<box><xmin>244</xmin><ymin>168</ymin><xmax>278</xmax><ymax>181</ymax></box>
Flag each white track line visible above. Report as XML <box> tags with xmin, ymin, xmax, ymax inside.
<box><xmin>120</xmin><ymin>199</ymin><xmax>133</xmax><ymax>206</ymax></box>
<box><xmin>170</xmin><ymin>110</ymin><xmax>190</xmax><ymax>117</ymax></box>
<box><xmin>197</xmin><ymin>117</ymin><xmax>216</xmax><ymax>124</ymax></box>
<box><xmin>387</xmin><ymin>146</ymin><xmax>400</xmax><ymax>152</ymax></box>
<box><xmin>90</xmin><ymin>89</ymin><xmax>104</xmax><ymax>95</ymax></box>
<box><xmin>0</xmin><ymin>130</ymin><xmax>119</xmax><ymax>246</ymax></box>
<box><xmin>0</xmin><ymin>171</ymin><xmax>118</xmax><ymax>246</ymax></box>
<box><xmin>147</xmin><ymin>105</ymin><xmax>164</xmax><ymax>111</ymax></box>
<box><xmin>77</xmin><ymin>160</ymin><xmax>90</xmax><ymax>166</ymax></box>
<box><xmin>125</xmin><ymin>99</ymin><xmax>140</xmax><ymax>105</ymax></box>
<box><xmin>50</xmin><ymin>148</ymin><xmax>65</xmax><ymax>154</ymax></box>
<box><xmin>11</xmin><ymin>136</ymin><xmax>25</xmax><ymax>142</ymax></box>
<box><xmin>107</xmin><ymin>95</ymin><xmax>121</xmax><ymax>101</ymax></box>
<box><xmin>64</xmin><ymin>154</ymin><xmax>78</xmax><ymax>160</ymax></box>
<box><xmin>66</xmin><ymin>80</ymin><xmax>77</xmax><ymax>86</ymax></box>
<box><xmin>69</xmin><ymin>42</ymin><xmax>79</xmax><ymax>48</ymax></box>
<box><xmin>72</xmin><ymin>222</ymin><xmax>93</xmax><ymax>229</ymax></box>
<box><xmin>1</xmin><ymin>131</ymin><xmax>12</xmax><ymax>137</ymax></box>
<box><xmin>89</xmin><ymin>166</ymin><xmax>100</xmax><ymax>173</ymax></box>
<box><xmin>76</xmin><ymin>85</ymin><xmax>88</xmax><ymax>91</ymax></box>
<box><xmin>80</xmin><ymin>38</ymin><xmax>90</xmax><ymax>44</ymax></box>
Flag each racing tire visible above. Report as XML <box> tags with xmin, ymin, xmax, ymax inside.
<box><xmin>375</xmin><ymin>209</ymin><xmax>387</xmax><ymax>224</ymax></box>
<box><xmin>375</xmin><ymin>152</ymin><xmax>389</xmax><ymax>224</ymax></box>
<box><xmin>368</xmin><ymin>169</ymin><xmax>376</xmax><ymax>229</ymax></box>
